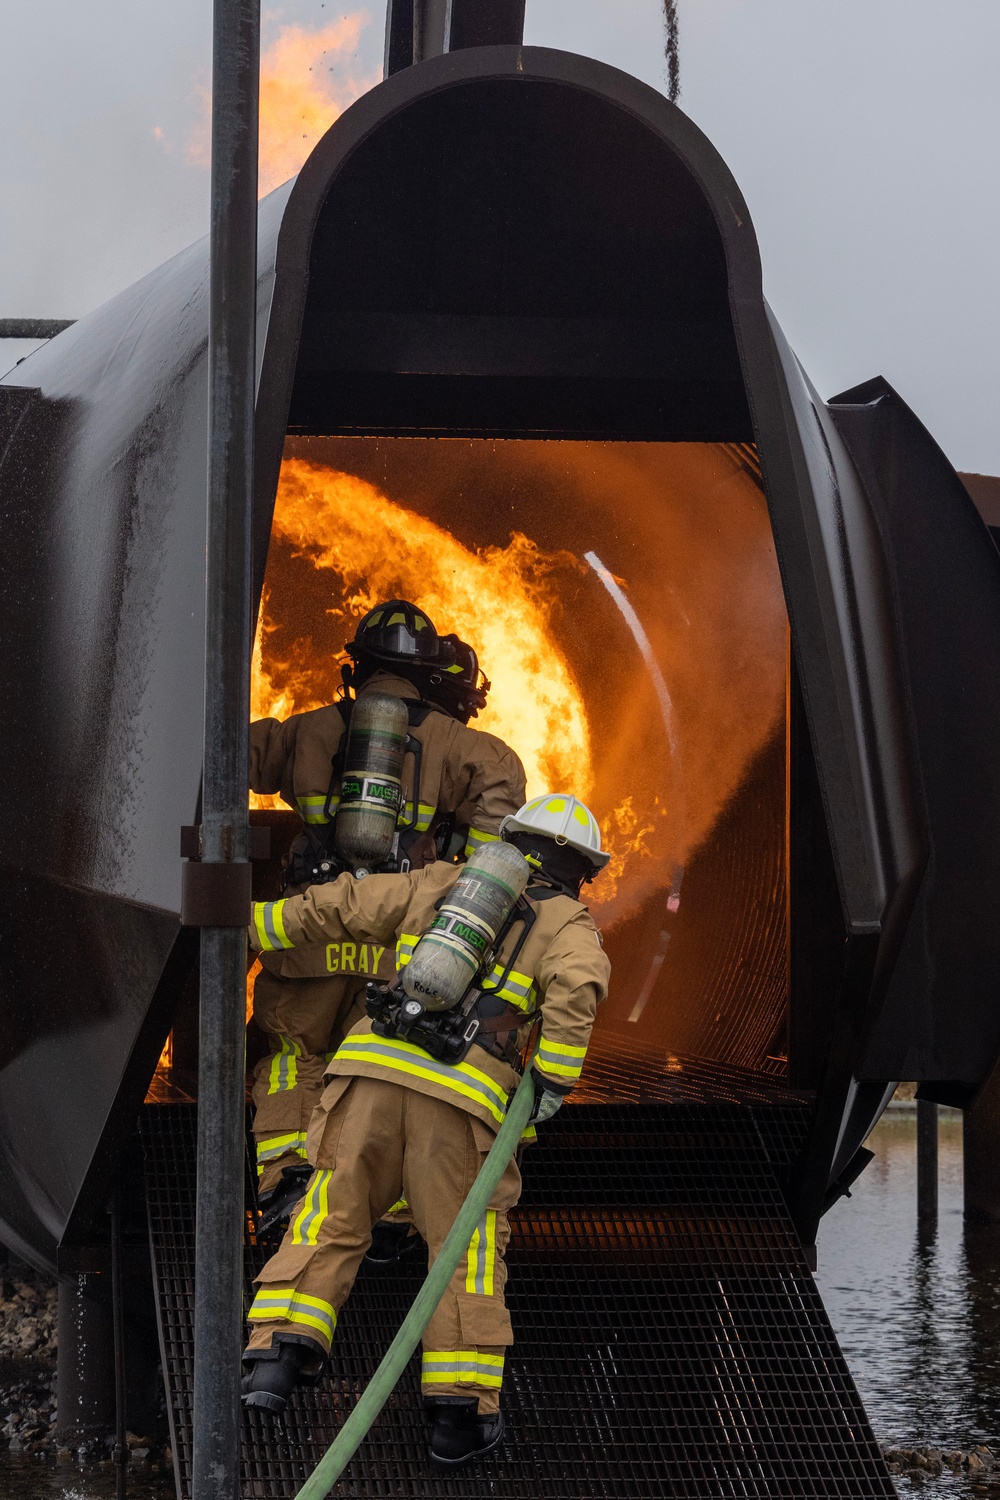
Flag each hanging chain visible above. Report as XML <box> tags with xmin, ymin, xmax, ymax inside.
<box><xmin>663</xmin><ymin>0</ymin><xmax>680</xmax><ymax>102</ymax></box>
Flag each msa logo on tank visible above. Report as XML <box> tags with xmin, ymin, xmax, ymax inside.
<box><xmin>339</xmin><ymin>775</ymin><xmax>399</xmax><ymax>808</ymax></box>
<box><xmin>428</xmin><ymin>909</ymin><xmax>490</xmax><ymax>959</ymax></box>
<box><xmin>324</xmin><ymin>941</ymin><xmax>387</xmax><ymax>976</ymax></box>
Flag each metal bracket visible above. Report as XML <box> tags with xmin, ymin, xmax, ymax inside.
<box><xmin>180</xmin><ymin>824</ymin><xmax>271</xmax><ymax>860</ymax></box>
<box><xmin>180</xmin><ymin>824</ymin><xmax>271</xmax><ymax>926</ymax></box>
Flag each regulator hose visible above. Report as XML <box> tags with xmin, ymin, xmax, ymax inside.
<box><xmin>293</xmin><ymin>1061</ymin><xmax>538</xmax><ymax>1499</ymax></box>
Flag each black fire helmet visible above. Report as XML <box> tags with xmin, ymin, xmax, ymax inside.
<box><xmin>343</xmin><ymin>602</ymin><xmax>490</xmax><ymax>724</ymax></box>
<box><xmin>346</xmin><ymin>600</ymin><xmax>440</xmax><ymax>670</ymax></box>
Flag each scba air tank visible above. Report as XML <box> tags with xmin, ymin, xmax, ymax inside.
<box><xmin>333</xmin><ymin>693</ymin><xmax>409</xmax><ymax>875</ymax></box>
<box><xmin>402</xmin><ymin>842</ymin><xmax>530</xmax><ymax>1011</ymax></box>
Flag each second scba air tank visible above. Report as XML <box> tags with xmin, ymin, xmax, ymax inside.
<box><xmin>402</xmin><ymin>841</ymin><xmax>531</xmax><ymax>1011</ymax></box>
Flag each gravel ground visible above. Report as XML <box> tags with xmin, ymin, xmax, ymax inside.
<box><xmin>0</xmin><ymin>1255</ymin><xmax>172</xmax><ymax>1476</ymax></box>
<box><xmin>0</xmin><ymin>1259</ymin><xmax>58</xmax><ymax>1455</ymax></box>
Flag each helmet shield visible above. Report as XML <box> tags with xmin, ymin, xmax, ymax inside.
<box><xmin>348</xmin><ymin>600</ymin><xmax>439</xmax><ymax>668</ymax></box>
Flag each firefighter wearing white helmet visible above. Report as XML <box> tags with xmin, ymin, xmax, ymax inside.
<box><xmin>240</xmin><ymin>793</ymin><xmax>611</xmax><ymax>1465</ymax></box>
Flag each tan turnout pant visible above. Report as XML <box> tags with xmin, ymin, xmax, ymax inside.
<box><xmin>250</xmin><ymin>968</ymin><xmax>367</xmax><ymax>1193</ymax></box>
<box><xmin>245</xmin><ymin>1076</ymin><xmax>520</xmax><ymax>1413</ymax></box>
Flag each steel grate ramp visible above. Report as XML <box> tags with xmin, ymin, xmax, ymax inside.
<box><xmin>141</xmin><ymin>1086</ymin><xmax>896</xmax><ymax>1499</ymax></box>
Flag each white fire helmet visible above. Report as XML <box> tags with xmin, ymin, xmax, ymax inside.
<box><xmin>500</xmin><ymin>794</ymin><xmax>610</xmax><ymax>871</ymax></box>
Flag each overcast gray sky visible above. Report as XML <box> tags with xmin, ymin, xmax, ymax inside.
<box><xmin>3</xmin><ymin>1</ymin><xmax>997</xmax><ymax>472</ymax></box>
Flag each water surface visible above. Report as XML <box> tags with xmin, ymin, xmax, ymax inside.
<box><xmin>818</xmin><ymin>1109</ymin><xmax>1000</xmax><ymax>1495</ymax></box>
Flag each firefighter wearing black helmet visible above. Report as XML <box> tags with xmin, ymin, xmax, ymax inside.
<box><xmin>248</xmin><ymin>601</ymin><xmax>526</xmax><ymax>1231</ymax></box>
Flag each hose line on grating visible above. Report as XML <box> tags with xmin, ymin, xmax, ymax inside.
<box><xmin>293</xmin><ymin>1061</ymin><xmax>538</xmax><ymax>1500</ymax></box>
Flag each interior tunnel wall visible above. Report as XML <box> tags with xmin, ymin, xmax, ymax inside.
<box><xmin>245</xmin><ymin>58</ymin><xmax>797</xmax><ymax>1084</ymax></box>
<box><xmin>251</xmin><ymin>436</ymin><xmax>791</xmax><ymax>1079</ymax></box>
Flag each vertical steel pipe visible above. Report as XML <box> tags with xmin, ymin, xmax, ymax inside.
<box><xmin>916</xmin><ymin>1098</ymin><xmax>938</xmax><ymax>1224</ymax></box>
<box><xmin>964</xmin><ymin>1065</ymin><xmax>1000</xmax><ymax>1224</ymax></box>
<box><xmin>109</xmin><ymin>1193</ymin><xmax>128</xmax><ymax>1500</ymax></box>
<box><xmin>191</xmin><ymin>1</ymin><xmax>259</xmax><ymax>1497</ymax></box>
<box><xmin>55</xmin><ymin>1271</ymin><xmax>116</xmax><ymax>1443</ymax></box>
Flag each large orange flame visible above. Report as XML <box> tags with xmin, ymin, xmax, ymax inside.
<box><xmin>187</xmin><ymin>16</ymin><xmax>377</xmax><ymax>196</ymax></box>
<box><xmin>257</xmin><ymin>17</ymin><xmax>378</xmax><ymax>196</ymax></box>
<box><xmin>253</xmin><ymin>459</ymin><xmax>593</xmax><ymax>802</ymax></box>
<box><xmin>251</xmin><ymin>446</ymin><xmax>786</xmax><ymax>933</ymax></box>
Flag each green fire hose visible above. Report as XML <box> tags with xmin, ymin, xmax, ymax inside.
<box><xmin>293</xmin><ymin>1062</ymin><xmax>538</xmax><ymax>1500</ymax></box>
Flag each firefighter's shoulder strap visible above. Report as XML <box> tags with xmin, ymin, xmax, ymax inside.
<box><xmin>406</xmin><ymin>699</ymin><xmax>435</xmax><ymax>727</ymax></box>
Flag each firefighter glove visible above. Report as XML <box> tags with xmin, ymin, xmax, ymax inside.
<box><xmin>528</xmin><ymin>1065</ymin><xmax>567</xmax><ymax>1124</ymax></box>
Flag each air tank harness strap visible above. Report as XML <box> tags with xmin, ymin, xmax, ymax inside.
<box><xmin>292</xmin><ymin>1059</ymin><xmax>538</xmax><ymax>1500</ymax></box>
<box><xmin>473</xmin><ymin>1003</ymin><xmax>526</xmax><ymax>1070</ymax></box>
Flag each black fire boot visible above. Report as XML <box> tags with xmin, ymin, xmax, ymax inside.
<box><xmin>241</xmin><ymin>1334</ymin><xmax>326</xmax><ymax>1415</ymax></box>
<box><xmin>257</xmin><ymin>1161</ymin><xmax>313</xmax><ymax>1234</ymax></box>
<box><xmin>365</xmin><ymin>1220</ymin><xmax>422</xmax><ymax>1265</ymax></box>
<box><xmin>426</xmin><ymin>1396</ymin><xmax>505</xmax><ymax>1467</ymax></box>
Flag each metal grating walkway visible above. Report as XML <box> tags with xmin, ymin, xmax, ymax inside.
<box><xmin>141</xmin><ymin>1089</ymin><xmax>896</xmax><ymax>1499</ymax></box>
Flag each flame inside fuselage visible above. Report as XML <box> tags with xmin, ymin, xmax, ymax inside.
<box><xmin>252</xmin><ymin>440</ymin><xmax>786</xmax><ymax>941</ymax></box>
<box><xmin>253</xmin><ymin>459</ymin><xmax>594</xmax><ymax>807</ymax></box>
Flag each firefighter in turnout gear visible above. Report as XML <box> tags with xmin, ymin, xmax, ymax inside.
<box><xmin>241</xmin><ymin>795</ymin><xmax>611</xmax><ymax>1467</ymax></box>
<box><xmin>248</xmin><ymin>601</ymin><xmax>526</xmax><ymax>1235</ymax></box>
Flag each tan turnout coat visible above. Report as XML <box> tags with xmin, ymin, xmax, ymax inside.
<box><xmin>250</xmin><ymin>859</ymin><xmax>611</xmax><ymax>1131</ymax></box>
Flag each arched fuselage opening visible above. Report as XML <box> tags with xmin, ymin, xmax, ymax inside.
<box><xmin>251</xmin><ymin>69</ymin><xmax>793</xmax><ymax>1092</ymax></box>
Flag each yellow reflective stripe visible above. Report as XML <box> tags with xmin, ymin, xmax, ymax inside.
<box><xmin>296</xmin><ymin>794</ymin><xmax>331</xmax><ymax>826</ymax></box>
<box><xmin>253</xmin><ymin>900</ymin><xmax>294</xmax><ymax>952</ymax></box>
<box><xmin>536</xmin><ymin>1036</ymin><xmax>587</xmax><ymax>1081</ymax></box>
<box><xmin>386</xmin><ymin>1198</ymin><xmax>409</xmax><ymax>1215</ymax></box>
<box><xmin>255</xmin><ymin>1131</ymin><xmax>307</xmax><ymax>1163</ymax></box>
<box><xmin>401</xmin><ymin>801</ymin><xmax>436</xmax><ymax>832</ymax></box>
<box><xmin>333</xmin><ymin>1037</ymin><xmax>510</xmax><ymax>1125</ymax></box>
<box><xmin>482</xmin><ymin>964</ymin><xmax>536</xmax><ymax>1013</ymax></box>
<box><xmin>267</xmin><ymin>1035</ymin><xmax>301</xmax><ymax>1095</ymax></box>
<box><xmin>465</xmin><ymin>1223</ymin><xmax>480</xmax><ymax>1296</ymax></box>
<box><xmin>291</xmin><ymin>1169</ymin><xmax>332</xmax><ymax>1246</ymax></box>
<box><xmin>247</xmin><ymin>1287</ymin><xmax>337</xmax><ymax>1343</ymax></box>
<box><xmin>421</xmin><ymin>1350</ymin><xmax>504</xmax><ymax>1388</ymax></box>
<box><xmin>395</xmin><ymin>934</ymin><xmax>420</xmax><ymax>969</ymax></box>
<box><xmin>539</xmin><ymin>1038</ymin><xmax>587</xmax><ymax>1062</ymax></box>
<box><xmin>465</xmin><ymin>1209</ymin><xmax>497</xmax><ymax>1296</ymax></box>
<box><xmin>538</xmin><ymin>1038</ymin><xmax>587</xmax><ymax>1058</ymax></box>
<box><xmin>464</xmin><ymin>828</ymin><xmax>499</xmax><ymax>857</ymax></box>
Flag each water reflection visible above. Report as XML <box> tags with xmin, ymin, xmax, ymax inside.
<box><xmin>0</xmin><ymin>1453</ymin><xmax>173</xmax><ymax>1499</ymax></box>
<box><xmin>818</xmin><ymin>1110</ymin><xmax>1000</xmax><ymax>1497</ymax></box>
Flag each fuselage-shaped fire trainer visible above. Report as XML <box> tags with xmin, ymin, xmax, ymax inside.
<box><xmin>1</xmin><ymin>45</ymin><xmax>999</xmax><ymax>1278</ymax></box>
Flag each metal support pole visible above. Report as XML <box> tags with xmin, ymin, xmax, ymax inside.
<box><xmin>191</xmin><ymin>1</ymin><xmax>259</xmax><ymax>1497</ymax></box>
<box><xmin>109</xmin><ymin>1193</ymin><xmax>128</xmax><ymax>1500</ymax></box>
<box><xmin>56</xmin><ymin>1270</ymin><xmax>116</xmax><ymax>1445</ymax></box>
<box><xmin>916</xmin><ymin>1098</ymin><xmax>938</xmax><ymax>1224</ymax></box>
<box><xmin>964</xmin><ymin>1064</ymin><xmax>1000</xmax><ymax>1224</ymax></box>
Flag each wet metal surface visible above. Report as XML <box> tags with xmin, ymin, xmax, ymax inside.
<box><xmin>819</xmin><ymin>1109</ymin><xmax>1000</xmax><ymax>1495</ymax></box>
